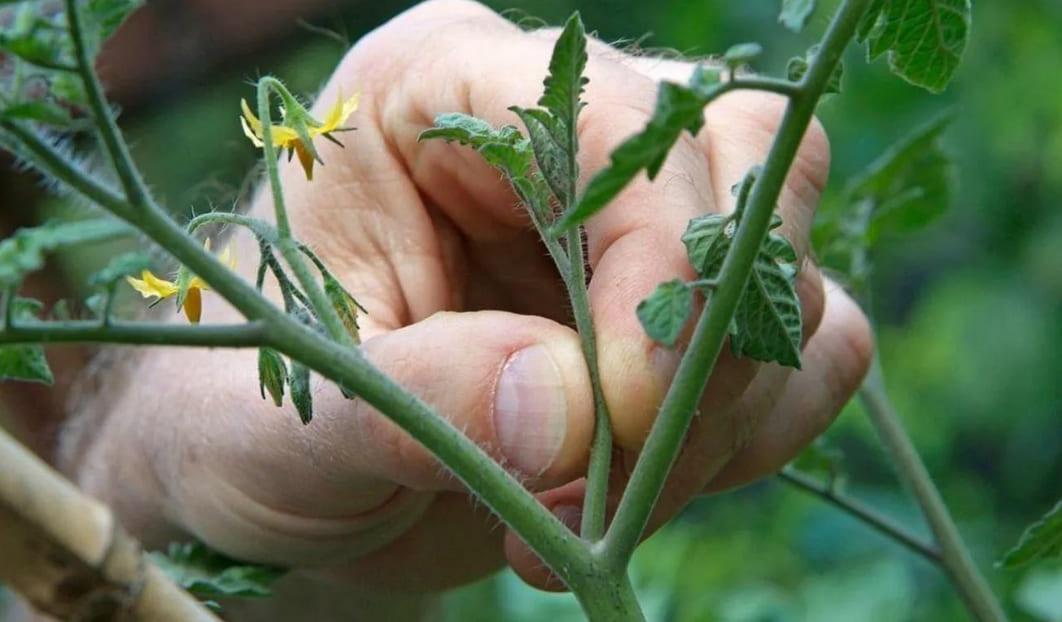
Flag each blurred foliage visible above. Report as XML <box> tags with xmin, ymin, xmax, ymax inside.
<box><xmin>9</xmin><ymin>0</ymin><xmax>1059</xmax><ymax>620</ymax></box>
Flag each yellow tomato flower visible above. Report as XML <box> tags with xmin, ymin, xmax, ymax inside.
<box><xmin>126</xmin><ymin>243</ymin><xmax>234</xmax><ymax>324</ymax></box>
<box><xmin>240</xmin><ymin>90</ymin><xmax>360</xmax><ymax>180</ymax></box>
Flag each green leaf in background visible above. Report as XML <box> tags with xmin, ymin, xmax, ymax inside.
<box><xmin>0</xmin><ymin>7</ymin><xmax>71</xmax><ymax>71</ymax></box>
<box><xmin>787</xmin><ymin>45</ymin><xmax>843</xmax><ymax>94</ymax></box>
<box><xmin>0</xmin><ymin>100</ymin><xmax>73</xmax><ymax>126</ymax></box>
<box><xmin>813</xmin><ymin>114</ymin><xmax>955</xmax><ymax>286</ymax></box>
<box><xmin>723</xmin><ymin>42</ymin><xmax>764</xmax><ymax>69</ymax></box>
<box><xmin>87</xmin><ymin>251</ymin><xmax>152</xmax><ymax>289</ymax></box>
<box><xmin>779</xmin><ymin>0</ymin><xmax>818</xmax><ymax>32</ymax></box>
<box><xmin>791</xmin><ymin>437</ymin><xmax>846</xmax><ymax>483</ymax></box>
<box><xmin>84</xmin><ymin>0</ymin><xmax>143</xmax><ymax>48</ymax></box>
<box><xmin>150</xmin><ymin>542</ymin><xmax>285</xmax><ymax>604</ymax></box>
<box><xmin>1014</xmin><ymin>564</ymin><xmax>1062</xmax><ymax>622</ymax></box>
<box><xmin>849</xmin><ymin>113</ymin><xmax>955</xmax><ymax>241</ymax></box>
<box><xmin>0</xmin><ymin>298</ymin><xmax>54</xmax><ymax>385</ymax></box>
<box><xmin>290</xmin><ymin>360</ymin><xmax>313</xmax><ymax>424</ymax></box>
<box><xmin>860</xmin><ymin>0</ymin><xmax>971</xmax><ymax>93</ymax></box>
<box><xmin>0</xmin><ymin>219</ymin><xmax>133</xmax><ymax>289</ymax></box>
<box><xmin>636</xmin><ymin>279</ymin><xmax>693</xmax><ymax>348</ymax></box>
<box><xmin>1001</xmin><ymin>499</ymin><xmax>1062</xmax><ymax>569</ymax></box>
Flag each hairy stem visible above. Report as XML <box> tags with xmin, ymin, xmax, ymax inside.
<box><xmin>603</xmin><ymin>0</ymin><xmax>873</xmax><ymax>568</ymax></box>
<box><xmin>565</xmin><ymin>227</ymin><xmax>613</xmax><ymax>542</ymax></box>
<box><xmin>255</xmin><ymin>78</ymin><xmax>353</xmax><ymax>347</ymax></box>
<box><xmin>0</xmin><ymin>121</ymin><xmax>130</xmax><ymax>219</ymax></box>
<box><xmin>64</xmin><ymin>0</ymin><xmax>154</xmax><ymax>214</ymax></box>
<box><xmin>778</xmin><ymin>468</ymin><xmax>940</xmax><ymax>563</ymax></box>
<box><xmin>861</xmin><ymin>360</ymin><xmax>1007</xmax><ymax>622</ymax></box>
<box><xmin>574</xmin><ymin>562</ymin><xmax>645</xmax><ymax>622</ymax></box>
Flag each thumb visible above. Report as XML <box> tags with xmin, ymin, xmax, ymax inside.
<box><xmin>301</xmin><ymin>310</ymin><xmax>594</xmax><ymax>493</ymax></box>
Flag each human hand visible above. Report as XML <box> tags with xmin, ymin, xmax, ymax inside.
<box><xmin>67</xmin><ymin>0</ymin><xmax>872</xmax><ymax>597</ymax></box>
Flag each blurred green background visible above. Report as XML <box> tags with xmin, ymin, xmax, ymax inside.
<box><xmin>5</xmin><ymin>0</ymin><xmax>1062</xmax><ymax>620</ymax></box>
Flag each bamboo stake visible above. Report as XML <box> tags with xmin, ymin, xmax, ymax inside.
<box><xmin>0</xmin><ymin>426</ymin><xmax>219</xmax><ymax>621</ymax></box>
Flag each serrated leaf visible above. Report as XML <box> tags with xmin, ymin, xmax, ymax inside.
<box><xmin>538</xmin><ymin>12</ymin><xmax>587</xmax><ymax>137</ymax></box>
<box><xmin>684</xmin><ymin>213</ymin><xmax>802</xmax><ymax>367</ymax></box>
<box><xmin>787</xmin><ymin>45</ymin><xmax>843</xmax><ymax>94</ymax></box>
<box><xmin>421</xmin><ymin>113</ymin><xmax>553</xmax><ymax>222</ymax></box>
<box><xmin>88</xmin><ymin>252</ymin><xmax>152</xmax><ymax>289</ymax></box>
<box><xmin>861</xmin><ymin>0</ymin><xmax>971</xmax><ymax>93</ymax></box>
<box><xmin>556</xmin><ymin>81</ymin><xmax>712</xmax><ymax>232</ymax></box>
<box><xmin>1001</xmin><ymin>499</ymin><xmax>1062</xmax><ymax>570</ymax></box>
<box><xmin>763</xmin><ymin>231</ymin><xmax>798</xmax><ymax>264</ymax></box>
<box><xmin>420</xmin><ymin>114</ymin><xmax>534</xmax><ymax>178</ymax></box>
<box><xmin>508</xmin><ymin>12</ymin><xmax>587</xmax><ymax>209</ymax></box>
<box><xmin>780</xmin><ymin>0</ymin><xmax>818</xmax><ymax>32</ymax></box>
<box><xmin>724</xmin><ymin>42</ymin><xmax>763</xmax><ymax>68</ymax></box>
<box><xmin>0</xmin><ymin>219</ymin><xmax>132</xmax><ymax>289</ymax></box>
<box><xmin>150</xmin><ymin>542</ymin><xmax>285</xmax><ymax>603</ymax></box>
<box><xmin>510</xmin><ymin>106</ymin><xmax>569</xmax><ymax>206</ymax></box>
<box><xmin>729</xmin><ymin>250</ymin><xmax>803</xmax><ymax>368</ymax></box>
<box><xmin>290</xmin><ymin>361</ymin><xmax>312</xmax><ymax>425</ymax></box>
<box><xmin>682</xmin><ymin>213</ymin><xmax>732</xmax><ymax>278</ymax></box>
<box><xmin>0</xmin><ymin>298</ymin><xmax>53</xmax><ymax>384</ymax></box>
<box><xmin>636</xmin><ymin>279</ymin><xmax>693</xmax><ymax>348</ymax></box>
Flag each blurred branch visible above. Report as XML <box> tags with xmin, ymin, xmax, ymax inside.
<box><xmin>861</xmin><ymin>358</ymin><xmax>1009</xmax><ymax>622</ymax></box>
<box><xmin>778</xmin><ymin>467</ymin><xmax>940</xmax><ymax>563</ymax></box>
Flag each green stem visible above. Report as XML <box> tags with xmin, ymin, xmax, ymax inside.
<box><xmin>861</xmin><ymin>359</ymin><xmax>1008</xmax><ymax>622</ymax></box>
<box><xmin>727</xmin><ymin>76</ymin><xmax>802</xmax><ymax>98</ymax></box>
<box><xmin>566</xmin><ymin>227</ymin><xmax>613</xmax><ymax>542</ymax></box>
<box><xmin>0</xmin><ymin>321</ymin><xmax>268</xmax><ymax>347</ymax></box>
<box><xmin>254</xmin><ymin>78</ymin><xmax>352</xmax><ymax>346</ymax></box>
<box><xmin>186</xmin><ymin>212</ymin><xmax>279</xmax><ymax>243</ymax></box>
<box><xmin>778</xmin><ymin>467</ymin><xmax>940</xmax><ymax>563</ymax></box>
<box><xmin>0</xmin><ymin>120</ymin><xmax>130</xmax><ymax>219</ymax></box>
<box><xmin>602</xmin><ymin>0</ymin><xmax>872</xmax><ymax>568</ymax></box>
<box><xmin>574</xmin><ymin>562</ymin><xmax>645</xmax><ymax>622</ymax></box>
<box><xmin>255</xmin><ymin>77</ymin><xmax>295</xmax><ymax>239</ymax></box>
<box><xmin>507</xmin><ymin>159</ymin><xmax>606</xmax><ymax>540</ymax></box>
<box><xmin>55</xmin><ymin>8</ymin><xmax>590</xmax><ymax>586</ymax></box>
<box><xmin>263</xmin><ymin>246</ymin><xmax>311</xmax><ymax>312</ymax></box>
<box><xmin>63</xmin><ymin>0</ymin><xmax>154</xmax><ymax>214</ymax></box>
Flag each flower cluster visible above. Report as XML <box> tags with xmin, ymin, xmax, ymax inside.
<box><xmin>240</xmin><ymin>90</ymin><xmax>359</xmax><ymax>180</ymax></box>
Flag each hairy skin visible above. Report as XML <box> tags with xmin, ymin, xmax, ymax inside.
<box><xmin>60</xmin><ymin>0</ymin><xmax>872</xmax><ymax>614</ymax></box>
